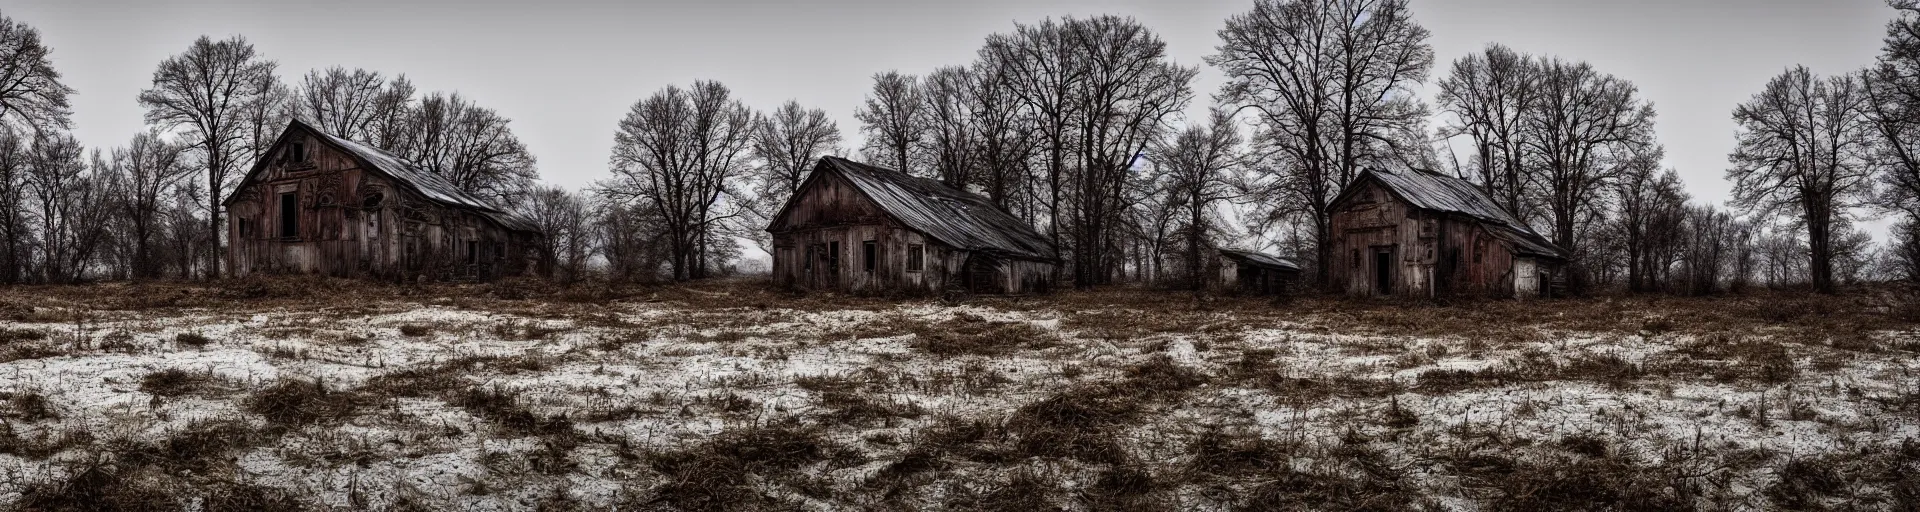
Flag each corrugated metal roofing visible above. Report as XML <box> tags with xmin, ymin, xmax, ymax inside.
<box><xmin>1354</xmin><ymin>168</ymin><xmax>1566</xmax><ymax>260</ymax></box>
<box><xmin>293</xmin><ymin>121</ymin><xmax>538</xmax><ymax>233</ymax></box>
<box><xmin>1220</xmin><ymin>249</ymin><xmax>1302</xmax><ymax>272</ymax></box>
<box><xmin>819</xmin><ymin>157</ymin><xmax>1056</xmax><ymax>261</ymax></box>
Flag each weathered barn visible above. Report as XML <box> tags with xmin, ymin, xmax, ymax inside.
<box><xmin>1214</xmin><ymin>249</ymin><xmax>1302</xmax><ymax>295</ymax></box>
<box><xmin>223</xmin><ymin>119</ymin><xmax>540</xmax><ymax>281</ymax></box>
<box><xmin>1328</xmin><ymin>168</ymin><xmax>1566</xmax><ymax>298</ymax></box>
<box><xmin>767</xmin><ymin>157</ymin><xmax>1057</xmax><ymax>294</ymax></box>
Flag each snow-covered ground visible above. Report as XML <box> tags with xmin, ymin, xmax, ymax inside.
<box><xmin>0</xmin><ymin>284</ymin><xmax>1915</xmax><ymax>510</ymax></box>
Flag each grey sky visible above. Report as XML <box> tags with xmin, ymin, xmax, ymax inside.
<box><xmin>6</xmin><ymin>0</ymin><xmax>1897</xmax><ymax>211</ymax></box>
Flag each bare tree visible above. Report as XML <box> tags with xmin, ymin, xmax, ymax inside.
<box><xmin>1153</xmin><ymin>108</ymin><xmax>1244</xmax><ymax>290</ymax></box>
<box><xmin>1061</xmin><ymin>16</ymin><xmax>1197</xmax><ymax>287</ymax></box>
<box><xmin>393</xmin><ymin>92</ymin><xmax>538</xmax><ymax>205</ymax></box>
<box><xmin>921</xmin><ymin>66</ymin><xmax>977</xmax><ymax>189</ymax></box>
<box><xmin>295</xmin><ymin>66</ymin><xmax>407</xmax><ymax>140</ymax></box>
<box><xmin>1728</xmin><ymin>66</ymin><xmax>1875</xmax><ymax>293</ymax></box>
<box><xmin>0</xmin><ymin>131</ymin><xmax>29</xmax><ymax>282</ymax></box>
<box><xmin>24</xmin><ymin>132</ymin><xmax>110</xmax><ymax>283</ymax></box>
<box><xmin>1610</xmin><ymin>144</ymin><xmax>1688</xmax><ymax>292</ymax></box>
<box><xmin>522</xmin><ymin>185</ymin><xmax>592</xmax><ymax>282</ymax></box>
<box><xmin>966</xmin><ymin>59</ymin><xmax>1037</xmax><ymax>209</ymax></box>
<box><xmin>746</xmin><ymin>99</ymin><xmax>841</xmax><ymax>231</ymax></box>
<box><xmin>1524</xmin><ymin>58</ymin><xmax>1657</xmax><ymax>292</ymax></box>
<box><xmin>854</xmin><ymin>71</ymin><xmax>926</xmax><ymax>174</ymax></box>
<box><xmin>606</xmin><ymin>81</ymin><xmax>755</xmax><ymax>281</ymax></box>
<box><xmin>1212</xmin><ymin>0</ymin><xmax>1433</xmax><ymax>288</ymax></box>
<box><xmin>1437</xmin><ymin>43</ymin><xmax>1536</xmax><ymax>217</ymax></box>
<box><xmin>138</xmin><ymin>35</ymin><xmax>278</xmax><ymax>279</ymax></box>
<box><xmin>110</xmin><ymin>130</ymin><xmax>191</xmax><ymax>279</ymax></box>
<box><xmin>0</xmin><ymin>13</ymin><xmax>72</xmax><ymax>132</ymax></box>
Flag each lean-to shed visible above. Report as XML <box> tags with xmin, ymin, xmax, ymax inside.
<box><xmin>766</xmin><ymin>157</ymin><xmax>1057</xmax><ymax>294</ymax></box>
<box><xmin>1328</xmin><ymin>168</ymin><xmax>1565</xmax><ymax>298</ymax></box>
<box><xmin>1214</xmin><ymin>249</ymin><xmax>1302</xmax><ymax>295</ymax></box>
<box><xmin>224</xmin><ymin>119</ymin><xmax>541</xmax><ymax>281</ymax></box>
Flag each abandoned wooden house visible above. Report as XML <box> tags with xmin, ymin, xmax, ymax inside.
<box><xmin>223</xmin><ymin>119</ymin><xmax>541</xmax><ymax>281</ymax></box>
<box><xmin>1214</xmin><ymin>249</ymin><xmax>1302</xmax><ymax>295</ymax></box>
<box><xmin>767</xmin><ymin>157</ymin><xmax>1057</xmax><ymax>294</ymax></box>
<box><xmin>1328</xmin><ymin>168</ymin><xmax>1566</xmax><ymax>298</ymax></box>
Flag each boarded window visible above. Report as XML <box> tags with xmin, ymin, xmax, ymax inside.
<box><xmin>863</xmin><ymin>240</ymin><xmax>876</xmax><ymax>272</ymax></box>
<box><xmin>279</xmin><ymin>192</ymin><xmax>298</xmax><ymax>239</ymax></box>
<box><xmin>907</xmin><ymin>244</ymin><xmax>924</xmax><ymax>272</ymax></box>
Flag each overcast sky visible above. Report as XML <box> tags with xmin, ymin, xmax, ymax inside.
<box><xmin>6</xmin><ymin>0</ymin><xmax>1897</xmax><ymax>210</ymax></box>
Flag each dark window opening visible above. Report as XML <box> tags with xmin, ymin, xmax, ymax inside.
<box><xmin>278</xmin><ymin>192</ymin><xmax>298</xmax><ymax>240</ymax></box>
<box><xmin>863</xmin><ymin>240</ymin><xmax>877</xmax><ymax>272</ymax></box>
<box><xmin>804</xmin><ymin>246</ymin><xmax>814</xmax><ymax>272</ymax></box>
<box><xmin>364</xmin><ymin>193</ymin><xmax>383</xmax><ymax>208</ymax></box>
<box><xmin>1351</xmin><ymin>249</ymin><xmax>1360</xmax><ymax>269</ymax></box>
<box><xmin>496</xmin><ymin>242</ymin><xmax>506</xmax><ymax>261</ymax></box>
<box><xmin>238</xmin><ymin>218</ymin><xmax>251</xmax><ymax>238</ymax></box>
<box><xmin>467</xmin><ymin>241</ymin><xmax>478</xmax><ymax>265</ymax></box>
<box><xmin>1374</xmin><ymin>249</ymin><xmax>1392</xmax><ymax>295</ymax></box>
<box><xmin>907</xmin><ymin>244</ymin><xmax>924</xmax><ymax>272</ymax></box>
<box><xmin>290</xmin><ymin>141</ymin><xmax>306</xmax><ymax>163</ymax></box>
<box><xmin>828</xmin><ymin>241</ymin><xmax>840</xmax><ymax>274</ymax></box>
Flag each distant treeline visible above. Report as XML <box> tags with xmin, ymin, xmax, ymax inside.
<box><xmin>2</xmin><ymin>1</ymin><xmax>1919</xmax><ymax>295</ymax></box>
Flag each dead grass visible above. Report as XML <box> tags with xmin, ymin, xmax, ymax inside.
<box><xmin>4</xmin><ymin>277</ymin><xmax>1920</xmax><ymax>510</ymax></box>
<box><xmin>909</xmin><ymin>312</ymin><xmax>1058</xmax><ymax>356</ymax></box>
<box><xmin>139</xmin><ymin>369</ymin><xmax>217</xmax><ymax>398</ymax></box>
<box><xmin>643</xmin><ymin>420</ymin><xmax>834</xmax><ymax>512</ymax></box>
<box><xmin>243</xmin><ymin>379</ymin><xmax>366</xmax><ymax>427</ymax></box>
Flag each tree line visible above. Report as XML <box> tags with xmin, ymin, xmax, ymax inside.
<box><xmin>3</xmin><ymin>1</ymin><xmax>1916</xmax><ymax>294</ymax></box>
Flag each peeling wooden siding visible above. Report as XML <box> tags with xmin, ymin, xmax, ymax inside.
<box><xmin>226</xmin><ymin>127</ymin><xmax>536</xmax><ymax>281</ymax></box>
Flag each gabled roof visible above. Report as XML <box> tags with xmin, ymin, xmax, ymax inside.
<box><xmin>226</xmin><ymin>119</ymin><xmax>537</xmax><ymax>233</ymax></box>
<box><xmin>771</xmin><ymin>157</ymin><xmax>1056</xmax><ymax>261</ymax></box>
<box><xmin>1220</xmin><ymin>249</ymin><xmax>1301</xmax><ymax>273</ymax></box>
<box><xmin>1336</xmin><ymin>168</ymin><xmax>1566</xmax><ymax>260</ymax></box>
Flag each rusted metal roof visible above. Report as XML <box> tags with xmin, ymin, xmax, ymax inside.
<box><xmin>818</xmin><ymin>157</ymin><xmax>1056</xmax><ymax>261</ymax></box>
<box><xmin>1346</xmin><ymin>168</ymin><xmax>1566</xmax><ymax>260</ymax></box>
<box><xmin>1220</xmin><ymin>249</ymin><xmax>1302</xmax><ymax>272</ymax></box>
<box><xmin>234</xmin><ymin>120</ymin><xmax>539</xmax><ymax>233</ymax></box>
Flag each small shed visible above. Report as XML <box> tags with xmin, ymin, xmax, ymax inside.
<box><xmin>766</xmin><ymin>157</ymin><xmax>1057</xmax><ymax>294</ymax></box>
<box><xmin>1328</xmin><ymin>168</ymin><xmax>1566</xmax><ymax>298</ymax></box>
<box><xmin>1215</xmin><ymin>249</ymin><xmax>1301</xmax><ymax>295</ymax></box>
<box><xmin>223</xmin><ymin>119</ymin><xmax>541</xmax><ymax>281</ymax></box>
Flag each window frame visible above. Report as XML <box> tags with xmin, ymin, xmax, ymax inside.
<box><xmin>906</xmin><ymin>244</ymin><xmax>924</xmax><ymax>272</ymax></box>
<box><xmin>863</xmin><ymin>240</ymin><xmax>877</xmax><ymax>272</ymax></box>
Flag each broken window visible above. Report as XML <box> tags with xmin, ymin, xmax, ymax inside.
<box><xmin>279</xmin><ymin>192</ymin><xmax>298</xmax><ymax>239</ymax></box>
<box><xmin>863</xmin><ymin>240</ymin><xmax>876</xmax><ymax>272</ymax></box>
<box><xmin>907</xmin><ymin>244</ymin><xmax>924</xmax><ymax>272</ymax></box>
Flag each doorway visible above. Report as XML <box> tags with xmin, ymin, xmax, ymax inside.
<box><xmin>1373</xmin><ymin>247</ymin><xmax>1393</xmax><ymax>295</ymax></box>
